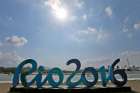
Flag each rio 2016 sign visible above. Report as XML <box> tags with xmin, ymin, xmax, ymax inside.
<box><xmin>12</xmin><ymin>58</ymin><xmax>127</xmax><ymax>88</ymax></box>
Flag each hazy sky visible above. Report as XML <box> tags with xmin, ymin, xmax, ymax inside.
<box><xmin>0</xmin><ymin>0</ymin><xmax>140</xmax><ymax>68</ymax></box>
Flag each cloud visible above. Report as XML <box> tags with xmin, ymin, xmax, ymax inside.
<box><xmin>69</xmin><ymin>15</ymin><xmax>77</xmax><ymax>21</ymax></box>
<box><xmin>122</xmin><ymin>26</ymin><xmax>129</xmax><ymax>33</ymax></box>
<box><xmin>74</xmin><ymin>0</ymin><xmax>84</xmax><ymax>9</ymax></box>
<box><xmin>0</xmin><ymin>42</ymin><xmax>3</xmax><ymax>47</ymax></box>
<box><xmin>105</xmin><ymin>6</ymin><xmax>112</xmax><ymax>17</ymax></box>
<box><xmin>45</xmin><ymin>0</ymin><xmax>62</xmax><ymax>10</ymax></box>
<box><xmin>5</xmin><ymin>36</ymin><xmax>28</xmax><ymax>47</ymax></box>
<box><xmin>122</xmin><ymin>17</ymin><xmax>135</xmax><ymax>38</ymax></box>
<box><xmin>127</xmin><ymin>33</ymin><xmax>133</xmax><ymax>38</ymax></box>
<box><xmin>82</xmin><ymin>14</ymin><xmax>87</xmax><ymax>20</ymax></box>
<box><xmin>71</xmin><ymin>27</ymin><xmax>110</xmax><ymax>42</ymax></box>
<box><xmin>7</xmin><ymin>16</ymin><xmax>14</xmax><ymax>22</ymax></box>
<box><xmin>0</xmin><ymin>51</ymin><xmax>22</xmax><ymax>67</ymax></box>
<box><xmin>134</xmin><ymin>22</ymin><xmax>140</xmax><ymax>30</ymax></box>
<box><xmin>122</xmin><ymin>17</ymin><xmax>130</xmax><ymax>32</ymax></box>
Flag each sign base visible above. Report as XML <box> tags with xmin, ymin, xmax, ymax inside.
<box><xmin>9</xmin><ymin>87</ymin><xmax>132</xmax><ymax>93</ymax></box>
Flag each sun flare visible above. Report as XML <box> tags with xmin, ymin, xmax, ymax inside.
<box><xmin>54</xmin><ymin>7</ymin><xmax>68</xmax><ymax>21</ymax></box>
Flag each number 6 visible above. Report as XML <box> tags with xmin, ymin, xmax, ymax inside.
<box><xmin>110</xmin><ymin>59</ymin><xmax>127</xmax><ymax>87</ymax></box>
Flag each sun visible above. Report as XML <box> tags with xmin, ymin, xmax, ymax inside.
<box><xmin>45</xmin><ymin>0</ymin><xmax>68</xmax><ymax>21</ymax></box>
<box><xmin>54</xmin><ymin>7</ymin><xmax>68</xmax><ymax>21</ymax></box>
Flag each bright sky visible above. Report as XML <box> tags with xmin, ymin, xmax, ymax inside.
<box><xmin>0</xmin><ymin>0</ymin><xmax>140</xmax><ymax>69</ymax></box>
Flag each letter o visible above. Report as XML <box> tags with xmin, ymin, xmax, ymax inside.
<box><xmin>47</xmin><ymin>67</ymin><xmax>64</xmax><ymax>88</ymax></box>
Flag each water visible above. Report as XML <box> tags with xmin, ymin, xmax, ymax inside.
<box><xmin>0</xmin><ymin>74</ymin><xmax>12</xmax><ymax>82</ymax></box>
<box><xmin>0</xmin><ymin>71</ymin><xmax>140</xmax><ymax>83</ymax></box>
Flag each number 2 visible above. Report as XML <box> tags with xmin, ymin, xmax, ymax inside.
<box><xmin>66</xmin><ymin>59</ymin><xmax>82</xmax><ymax>88</ymax></box>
